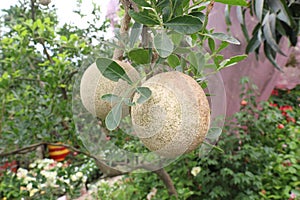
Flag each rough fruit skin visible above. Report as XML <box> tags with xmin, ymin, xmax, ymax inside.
<box><xmin>80</xmin><ymin>61</ymin><xmax>140</xmax><ymax>121</ymax></box>
<box><xmin>131</xmin><ymin>71</ymin><xmax>210</xmax><ymax>158</ymax></box>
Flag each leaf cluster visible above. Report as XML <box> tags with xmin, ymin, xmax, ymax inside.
<box><xmin>235</xmin><ymin>0</ymin><xmax>300</xmax><ymax>70</ymax></box>
<box><xmin>96</xmin><ymin>0</ymin><xmax>249</xmax><ymax>139</ymax></box>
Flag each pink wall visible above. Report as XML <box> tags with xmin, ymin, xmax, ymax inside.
<box><xmin>208</xmin><ymin>3</ymin><xmax>298</xmax><ymax>116</ymax></box>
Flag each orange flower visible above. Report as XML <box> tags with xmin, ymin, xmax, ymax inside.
<box><xmin>240</xmin><ymin>100</ymin><xmax>247</xmax><ymax>106</ymax></box>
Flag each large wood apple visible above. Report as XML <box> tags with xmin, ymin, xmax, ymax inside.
<box><xmin>131</xmin><ymin>71</ymin><xmax>210</xmax><ymax>158</ymax></box>
<box><xmin>80</xmin><ymin>61</ymin><xmax>140</xmax><ymax>121</ymax></box>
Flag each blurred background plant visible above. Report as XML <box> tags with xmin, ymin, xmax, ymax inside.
<box><xmin>0</xmin><ymin>0</ymin><xmax>109</xmax><ymax>165</ymax></box>
<box><xmin>0</xmin><ymin>155</ymin><xmax>99</xmax><ymax>199</ymax></box>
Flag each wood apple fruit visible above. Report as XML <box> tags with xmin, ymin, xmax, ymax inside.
<box><xmin>131</xmin><ymin>71</ymin><xmax>210</xmax><ymax>158</ymax></box>
<box><xmin>80</xmin><ymin>61</ymin><xmax>140</xmax><ymax>121</ymax></box>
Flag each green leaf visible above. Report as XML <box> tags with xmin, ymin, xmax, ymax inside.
<box><xmin>219</xmin><ymin>54</ymin><xmax>247</xmax><ymax>69</ymax></box>
<box><xmin>254</xmin><ymin>0</ymin><xmax>264</xmax><ymax>22</ymax></box>
<box><xmin>202</xmin><ymin>142</ymin><xmax>224</xmax><ymax>153</ymax></box>
<box><xmin>246</xmin><ymin>26</ymin><xmax>263</xmax><ymax>54</ymax></box>
<box><xmin>128</xmin><ymin>48</ymin><xmax>150</xmax><ymax>64</ymax></box>
<box><xmin>216</xmin><ymin>41</ymin><xmax>229</xmax><ymax>52</ymax></box>
<box><xmin>189</xmin><ymin>12</ymin><xmax>206</xmax><ymax>22</ymax></box>
<box><xmin>136</xmin><ymin>87</ymin><xmax>152</xmax><ymax>104</ymax></box>
<box><xmin>236</xmin><ymin>6</ymin><xmax>244</xmax><ymax>25</ymax></box>
<box><xmin>128</xmin><ymin>10</ymin><xmax>160</xmax><ymax>26</ymax></box>
<box><xmin>263</xmin><ymin>42</ymin><xmax>282</xmax><ymax>71</ymax></box>
<box><xmin>208</xmin><ymin>38</ymin><xmax>215</xmax><ymax>52</ymax></box>
<box><xmin>262</xmin><ymin>13</ymin><xmax>286</xmax><ymax>56</ymax></box>
<box><xmin>132</xmin><ymin>0</ymin><xmax>151</xmax><ymax>7</ymax></box>
<box><xmin>154</xmin><ymin>32</ymin><xmax>174</xmax><ymax>58</ymax></box>
<box><xmin>167</xmin><ymin>54</ymin><xmax>180</xmax><ymax>68</ymax></box>
<box><xmin>180</xmin><ymin>57</ymin><xmax>187</xmax><ymax>69</ymax></box>
<box><xmin>101</xmin><ymin>94</ymin><xmax>122</xmax><ymax>103</ymax></box>
<box><xmin>156</xmin><ymin>0</ymin><xmax>170</xmax><ymax>12</ymax></box>
<box><xmin>214</xmin><ymin>0</ymin><xmax>248</xmax><ymax>6</ymax></box>
<box><xmin>129</xmin><ymin>22</ymin><xmax>143</xmax><ymax>48</ymax></box>
<box><xmin>263</xmin><ymin>12</ymin><xmax>276</xmax><ymax>37</ymax></box>
<box><xmin>60</xmin><ymin>35</ymin><xmax>68</xmax><ymax>42</ymax></box>
<box><xmin>213</xmin><ymin>54</ymin><xmax>224</xmax><ymax>65</ymax></box>
<box><xmin>124</xmin><ymin>98</ymin><xmax>136</xmax><ymax>106</ymax></box>
<box><xmin>206</xmin><ymin>127</ymin><xmax>222</xmax><ymax>141</ymax></box>
<box><xmin>105</xmin><ymin>102</ymin><xmax>123</xmax><ymax>131</ymax></box>
<box><xmin>268</xmin><ymin>0</ymin><xmax>295</xmax><ymax>27</ymax></box>
<box><xmin>164</xmin><ymin>15</ymin><xmax>203</xmax><ymax>34</ymax></box>
<box><xmin>205</xmin><ymin>33</ymin><xmax>240</xmax><ymax>45</ymax></box>
<box><xmin>225</xmin><ymin>5</ymin><xmax>232</xmax><ymax>26</ymax></box>
<box><xmin>236</xmin><ymin>7</ymin><xmax>249</xmax><ymax>41</ymax></box>
<box><xmin>246</xmin><ymin>35</ymin><xmax>262</xmax><ymax>54</ymax></box>
<box><xmin>96</xmin><ymin>58</ymin><xmax>132</xmax><ymax>84</ymax></box>
<box><xmin>173</xmin><ymin>47</ymin><xmax>192</xmax><ymax>54</ymax></box>
<box><xmin>173</xmin><ymin>0</ymin><xmax>185</xmax><ymax>17</ymax></box>
<box><xmin>187</xmin><ymin>52</ymin><xmax>205</xmax><ymax>72</ymax></box>
<box><xmin>162</xmin><ymin>6</ymin><xmax>172</xmax><ymax>23</ymax></box>
<box><xmin>170</xmin><ymin>33</ymin><xmax>184</xmax><ymax>46</ymax></box>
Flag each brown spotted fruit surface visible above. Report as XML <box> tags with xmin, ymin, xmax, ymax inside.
<box><xmin>131</xmin><ymin>71</ymin><xmax>210</xmax><ymax>158</ymax></box>
<box><xmin>80</xmin><ymin>61</ymin><xmax>140</xmax><ymax>121</ymax></box>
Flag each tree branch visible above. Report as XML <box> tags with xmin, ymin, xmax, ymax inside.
<box><xmin>113</xmin><ymin>0</ymin><xmax>137</xmax><ymax>61</ymax></box>
<box><xmin>0</xmin><ymin>142</ymin><xmax>47</xmax><ymax>157</ymax></box>
<box><xmin>62</xmin><ymin>70</ymin><xmax>79</xmax><ymax>84</ymax></box>
<box><xmin>0</xmin><ymin>142</ymin><xmax>125</xmax><ymax>177</ymax></box>
<box><xmin>30</xmin><ymin>0</ymin><xmax>36</xmax><ymax>21</ymax></box>
<box><xmin>1</xmin><ymin>141</ymin><xmax>178</xmax><ymax>197</ymax></box>
<box><xmin>154</xmin><ymin>168</ymin><xmax>178</xmax><ymax>197</ymax></box>
<box><xmin>41</xmin><ymin>41</ymin><xmax>54</xmax><ymax>64</ymax></box>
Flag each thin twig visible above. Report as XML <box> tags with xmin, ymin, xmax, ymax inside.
<box><xmin>139</xmin><ymin>164</ymin><xmax>178</xmax><ymax>198</ymax></box>
<box><xmin>0</xmin><ymin>142</ymin><xmax>89</xmax><ymax>160</ymax></box>
<box><xmin>0</xmin><ymin>141</ymin><xmax>125</xmax><ymax>176</ymax></box>
<box><xmin>62</xmin><ymin>70</ymin><xmax>79</xmax><ymax>84</ymax></box>
<box><xmin>15</xmin><ymin>78</ymin><xmax>41</xmax><ymax>82</ymax></box>
<box><xmin>30</xmin><ymin>0</ymin><xmax>53</xmax><ymax>64</ymax></box>
<box><xmin>201</xmin><ymin>0</ymin><xmax>215</xmax><ymax>33</ymax></box>
<box><xmin>41</xmin><ymin>41</ymin><xmax>54</xmax><ymax>64</ymax></box>
<box><xmin>60</xmin><ymin>87</ymin><xmax>68</xmax><ymax>100</ymax></box>
<box><xmin>113</xmin><ymin>0</ymin><xmax>136</xmax><ymax>60</ymax></box>
<box><xmin>30</xmin><ymin>0</ymin><xmax>36</xmax><ymax>21</ymax></box>
<box><xmin>0</xmin><ymin>142</ymin><xmax>46</xmax><ymax>157</ymax></box>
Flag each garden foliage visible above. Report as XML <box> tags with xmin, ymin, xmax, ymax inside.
<box><xmin>93</xmin><ymin>82</ymin><xmax>300</xmax><ymax>200</ymax></box>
